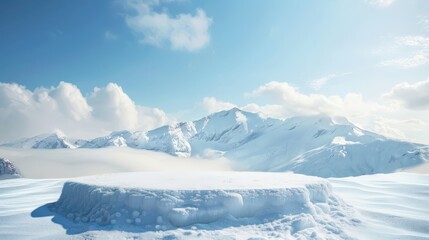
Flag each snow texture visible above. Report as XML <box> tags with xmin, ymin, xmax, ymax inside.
<box><xmin>1</xmin><ymin>172</ymin><xmax>428</xmax><ymax>239</ymax></box>
<box><xmin>51</xmin><ymin>172</ymin><xmax>353</xmax><ymax>233</ymax></box>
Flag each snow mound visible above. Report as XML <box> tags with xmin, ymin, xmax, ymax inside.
<box><xmin>51</xmin><ymin>172</ymin><xmax>354</xmax><ymax>233</ymax></box>
<box><xmin>0</xmin><ymin>157</ymin><xmax>20</xmax><ymax>179</ymax></box>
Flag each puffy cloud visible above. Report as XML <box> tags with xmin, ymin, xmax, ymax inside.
<box><xmin>88</xmin><ymin>83</ymin><xmax>139</xmax><ymax>130</ymax></box>
<box><xmin>137</xmin><ymin>106</ymin><xmax>170</xmax><ymax>130</ymax></box>
<box><xmin>241</xmin><ymin>104</ymin><xmax>285</xmax><ymax>119</ymax></box>
<box><xmin>201</xmin><ymin>97</ymin><xmax>236</xmax><ymax>114</ymax></box>
<box><xmin>382</xmin><ymin>79</ymin><xmax>429</xmax><ymax>109</ymax></box>
<box><xmin>125</xmin><ymin>0</ymin><xmax>212</xmax><ymax>51</ymax></box>
<box><xmin>0</xmin><ymin>82</ymin><xmax>171</xmax><ymax>143</ymax></box>
<box><xmin>249</xmin><ymin>81</ymin><xmax>382</xmax><ymax>121</ymax></box>
<box><xmin>48</xmin><ymin>81</ymin><xmax>92</xmax><ymax>121</ymax></box>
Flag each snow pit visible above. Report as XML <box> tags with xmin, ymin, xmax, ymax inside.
<box><xmin>51</xmin><ymin>172</ymin><xmax>346</xmax><ymax>227</ymax></box>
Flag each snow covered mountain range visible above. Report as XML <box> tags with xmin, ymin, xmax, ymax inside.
<box><xmin>2</xmin><ymin>108</ymin><xmax>428</xmax><ymax>177</ymax></box>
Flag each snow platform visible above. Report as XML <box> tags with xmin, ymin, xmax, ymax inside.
<box><xmin>51</xmin><ymin>172</ymin><xmax>346</xmax><ymax>228</ymax></box>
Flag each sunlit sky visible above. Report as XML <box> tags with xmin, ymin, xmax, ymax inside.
<box><xmin>1</xmin><ymin>0</ymin><xmax>429</xmax><ymax>144</ymax></box>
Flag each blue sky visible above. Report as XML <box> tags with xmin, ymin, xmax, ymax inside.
<box><xmin>1</xmin><ymin>0</ymin><xmax>429</xmax><ymax>143</ymax></box>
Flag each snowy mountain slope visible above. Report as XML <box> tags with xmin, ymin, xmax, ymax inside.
<box><xmin>1</xmin><ymin>132</ymin><xmax>84</xmax><ymax>149</ymax></box>
<box><xmin>82</xmin><ymin>130</ymin><xmax>135</xmax><ymax>148</ymax></box>
<box><xmin>0</xmin><ymin>157</ymin><xmax>20</xmax><ymax>179</ymax></box>
<box><xmin>274</xmin><ymin>140</ymin><xmax>428</xmax><ymax>177</ymax></box>
<box><xmin>190</xmin><ymin>108</ymin><xmax>280</xmax><ymax>152</ymax></box>
<box><xmin>81</xmin><ymin>123</ymin><xmax>195</xmax><ymax>157</ymax></box>
<box><xmin>224</xmin><ymin>113</ymin><xmax>429</xmax><ymax>176</ymax></box>
<box><xmin>2</xmin><ymin>108</ymin><xmax>428</xmax><ymax>177</ymax></box>
<box><xmin>80</xmin><ymin>108</ymin><xmax>278</xmax><ymax>157</ymax></box>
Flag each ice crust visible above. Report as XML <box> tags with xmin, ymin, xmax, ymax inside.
<box><xmin>51</xmin><ymin>172</ymin><xmax>346</xmax><ymax>228</ymax></box>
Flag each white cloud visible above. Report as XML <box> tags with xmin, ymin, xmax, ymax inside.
<box><xmin>48</xmin><ymin>81</ymin><xmax>92</xmax><ymax>121</ymax></box>
<box><xmin>373</xmin><ymin>117</ymin><xmax>426</xmax><ymax>140</ymax></box>
<box><xmin>381</xmin><ymin>54</ymin><xmax>428</xmax><ymax>68</ymax></box>
<box><xmin>367</xmin><ymin>0</ymin><xmax>395</xmax><ymax>7</ymax></box>
<box><xmin>104</xmin><ymin>31</ymin><xmax>118</xmax><ymax>40</ymax></box>
<box><xmin>200</xmin><ymin>97</ymin><xmax>286</xmax><ymax>119</ymax></box>
<box><xmin>380</xmin><ymin>36</ymin><xmax>429</xmax><ymax>68</ymax></box>
<box><xmin>249</xmin><ymin>81</ymin><xmax>382</xmax><ymax>121</ymax></box>
<box><xmin>137</xmin><ymin>106</ymin><xmax>171</xmax><ymax>130</ymax></box>
<box><xmin>88</xmin><ymin>83</ymin><xmax>140</xmax><ymax>130</ymax></box>
<box><xmin>309</xmin><ymin>73</ymin><xmax>351</xmax><ymax>90</ymax></box>
<box><xmin>201</xmin><ymin>97</ymin><xmax>236</xmax><ymax>114</ymax></box>
<box><xmin>0</xmin><ymin>82</ymin><xmax>171</xmax><ymax>143</ymax></box>
<box><xmin>125</xmin><ymin>0</ymin><xmax>212</xmax><ymax>51</ymax></box>
<box><xmin>382</xmin><ymin>79</ymin><xmax>429</xmax><ymax>109</ymax></box>
<box><xmin>309</xmin><ymin>74</ymin><xmax>337</xmax><ymax>90</ymax></box>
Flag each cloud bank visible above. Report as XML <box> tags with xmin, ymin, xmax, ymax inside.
<box><xmin>383</xmin><ymin>79</ymin><xmax>429</xmax><ymax>109</ymax></box>
<box><xmin>0</xmin><ymin>82</ymin><xmax>170</xmax><ymax>143</ymax></box>
<box><xmin>125</xmin><ymin>0</ymin><xmax>212</xmax><ymax>51</ymax></box>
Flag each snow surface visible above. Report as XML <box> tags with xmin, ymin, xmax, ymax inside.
<box><xmin>3</xmin><ymin>108</ymin><xmax>428</xmax><ymax>177</ymax></box>
<box><xmin>0</xmin><ymin>172</ymin><xmax>427</xmax><ymax>239</ymax></box>
<box><xmin>330</xmin><ymin>172</ymin><xmax>429</xmax><ymax>239</ymax></box>
<box><xmin>52</xmin><ymin>172</ymin><xmax>350</xmax><ymax>229</ymax></box>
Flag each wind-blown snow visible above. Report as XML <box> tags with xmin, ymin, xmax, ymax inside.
<box><xmin>331</xmin><ymin>172</ymin><xmax>429</xmax><ymax>239</ymax></box>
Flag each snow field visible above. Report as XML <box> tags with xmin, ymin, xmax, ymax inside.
<box><xmin>3</xmin><ymin>172</ymin><xmax>427</xmax><ymax>239</ymax></box>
